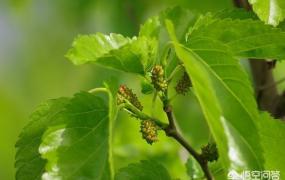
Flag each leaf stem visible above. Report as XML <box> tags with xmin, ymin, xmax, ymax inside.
<box><xmin>160</xmin><ymin>42</ymin><xmax>172</xmax><ymax>67</ymax></box>
<box><xmin>88</xmin><ymin>87</ymin><xmax>108</xmax><ymax>94</ymax></box>
<box><xmin>151</xmin><ymin>91</ymin><xmax>158</xmax><ymax>116</ymax></box>
<box><xmin>122</xmin><ymin>101</ymin><xmax>168</xmax><ymax>129</ymax></box>
<box><xmin>167</xmin><ymin>64</ymin><xmax>184</xmax><ymax>82</ymax></box>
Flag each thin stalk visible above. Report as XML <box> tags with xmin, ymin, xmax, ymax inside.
<box><xmin>167</xmin><ymin>64</ymin><xmax>184</xmax><ymax>82</ymax></box>
<box><xmin>160</xmin><ymin>42</ymin><xmax>172</xmax><ymax>67</ymax></box>
<box><xmin>151</xmin><ymin>91</ymin><xmax>158</xmax><ymax>116</ymax></box>
<box><xmin>88</xmin><ymin>87</ymin><xmax>108</xmax><ymax>94</ymax></box>
<box><xmin>122</xmin><ymin>101</ymin><xmax>168</xmax><ymax>129</ymax></box>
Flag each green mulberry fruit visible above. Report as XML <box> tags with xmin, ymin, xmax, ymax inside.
<box><xmin>140</xmin><ymin>120</ymin><xmax>158</xmax><ymax>144</ymax></box>
<box><xmin>175</xmin><ymin>72</ymin><xmax>192</xmax><ymax>95</ymax></box>
<box><xmin>151</xmin><ymin>65</ymin><xmax>167</xmax><ymax>92</ymax></box>
<box><xmin>117</xmin><ymin>85</ymin><xmax>143</xmax><ymax>111</ymax></box>
<box><xmin>201</xmin><ymin>142</ymin><xmax>219</xmax><ymax>162</ymax></box>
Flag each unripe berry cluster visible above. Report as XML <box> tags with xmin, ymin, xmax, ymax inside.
<box><xmin>175</xmin><ymin>71</ymin><xmax>192</xmax><ymax>95</ymax></box>
<box><xmin>151</xmin><ymin>65</ymin><xmax>167</xmax><ymax>91</ymax></box>
<box><xmin>140</xmin><ymin>120</ymin><xmax>158</xmax><ymax>144</ymax></box>
<box><xmin>117</xmin><ymin>85</ymin><xmax>143</xmax><ymax>111</ymax></box>
<box><xmin>201</xmin><ymin>142</ymin><xmax>219</xmax><ymax>162</ymax></box>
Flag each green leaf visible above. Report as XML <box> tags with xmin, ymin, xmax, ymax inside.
<box><xmin>140</xmin><ymin>79</ymin><xmax>154</xmax><ymax>94</ymax></box>
<box><xmin>213</xmin><ymin>9</ymin><xmax>258</xmax><ymax>20</ymax></box>
<box><xmin>185</xmin><ymin>158</ymin><xmax>203</xmax><ymax>179</ymax></box>
<box><xmin>166</xmin><ymin>20</ymin><xmax>230</xmax><ymax>171</ymax></box>
<box><xmin>66</xmin><ymin>33</ymin><xmax>130</xmax><ymax>65</ymax></box>
<box><xmin>159</xmin><ymin>6</ymin><xmax>198</xmax><ymax>76</ymax></box>
<box><xmin>186</xmin><ymin>157</ymin><xmax>227</xmax><ymax>179</ymax></box>
<box><xmin>188</xmin><ymin>39</ymin><xmax>264</xmax><ymax>170</ymax></box>
<box><xmin>258</xmin><ymin>112</ymin><xmax>285</xmax><ymax>178</ymax></box>
<box><xmin>160</xmin><ymin>6</ymin><xmax>197</xmax><ymax>42</ymax></box>
<box><xmin>40</xmin><ymin>92</ymin><xmax>113</xmax><ymax>180</ymax></box>
<box><xmin>115</xmin><ymin>160</ymin><xmax>171</xmax><ymax>180</ymax></box>
<box><xmin>208</xmin><ymin>160</ymin><xmax>227</xmax><ymax>179</ymax></box>
<box><xmin>16</xmin><ymin>84</ymin><xmax>117</xmax><ymax>179</ymax></box>
<box><xmin>188</xmin><ymin>16</ymin><xmax>285</xmax><ymax>60</ymax></box>
<box><xmin>139</xmin><ymin>16</ymin><xmax>161</xmax><ymax>38</ymax></box>
<box><xmin>249</xmin><ymin>0</ymin><xmax>285</xmax><ymax>26</ymax></box>
<box><xmin>167</xmin><ymin>20</ymin><xmax>264</xmax><ymax>172</ymax></box>
<box><xmin>66</xmin><ymin>33</ymin><xmax>158</xmax><ymax>74</ymax></box>
<box><xmin>15</xmin><ymin>98</ymin><xmax>70</xmax><ymax>180</ymax></box>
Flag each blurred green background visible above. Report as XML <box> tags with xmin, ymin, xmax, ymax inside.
<box><xmin>1</xmin><ymin>0</ymin><xmax>285</xmax><ymax>179</ymax></box>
